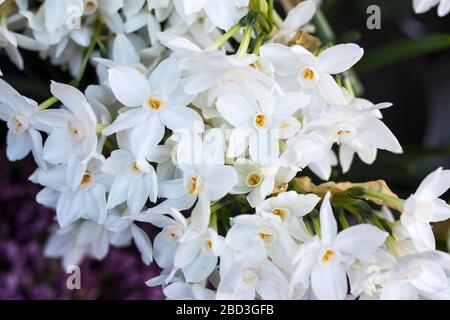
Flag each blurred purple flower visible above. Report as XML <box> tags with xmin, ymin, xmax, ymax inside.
<box><xmin>0</xmin><ymin>147</ymin><xmax>163</xmax><ymax>300</ymax></box>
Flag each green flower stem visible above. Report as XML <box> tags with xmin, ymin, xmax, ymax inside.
<box><xmin>0</xmin><ymin>15</ymin><xmax>7</xmax><ymax>27</ymax></box>
<box><xmin>311</xmin><ymin>214</ymin><xmax>321</xmax><ymax>238</ymax></box>
<box><xmin>336</xmin><ymin>208</ymin><xmax>350</xmax><ymax>229</ymax></box>
<box><xmin>267</xmin><ymin>0</ymin><xmax>274</xmax><ymax>29</ymax></box>
<box><xmin>253</xmin><ymin>35</ymin><xmax>265</xmax><ymax>55</ymax></box>
<box><xmin>358</xmin><ymin>189</ymin><xmax>405</xmax><ymax>212</ymax></box>
<box><xmin>71</xmin><ymin>21</ymin><xmax>102</xmax><ymax>87</ymax></box>
<box><xmin>312</xmin><ymin>9</ymin><xmax>335</xmax><ymax>45</ymax></box>
<box><xmin>38</xmin><ymin>96</ymin><xmax>59</xmax><ymax>111</ymax></box>
<box><xmin>237</xmin><ymin>24</ymin><xmax>254</xmax><ymax>58</ymax></box>
<box><xmin>38</xmin><ymin>21</ymin><xmax>103</xmax><ymax>111</ymax></box>
<box><xmin>206</xmin><ymin>22</ymin><xmax>241</xmax><ymax>51</ymax></box>
<box><xmin>257</xmin><ymin>14</ymin><xmax>271</xmax><ymax>33</ymax></box>
<box><xmin>272</xmin><ymin>10</ymin><xmax>284</xmax><ymax>29</ymax></box>
<box><xmin>209</xmin><ymin>210</ymin><xmax>218</xmax><ymax>230</ymax></box>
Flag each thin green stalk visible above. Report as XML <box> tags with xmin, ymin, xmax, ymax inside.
<box><xmin>361</xmin><ymin>189</ymin><xmax>405</xmax><ymax>212</ymax></box>
<box><xmin>312</xmin><ymin>215</ymin><xmax>321</xmax><ymax>238</ymax></box>
<box><xmin>38</xmin><ymin>21</ymin><xmax>102</xmax><ymax>111</ymax></box>
<box><xmin>253</xmin><ymin>35</ymin><xmax>265</xmax><ymax>55</ymax></box>
<box><xmin>312</xmin><ymin>9</ymin><xmax>335</xmax><ymax>45</ymax></box>
<box><xmin>237</xmin><ymin>24</ymin><xmax>254</xmax><ymax>58</ymax></box>
<box><xmin>206</xmin><ymin>22</ymin><xmax>241</xmax><ymax>51</ymax></box>
<box><xmin>267</xmin><ymin>0</ymin><xmax>274</xmax><ymax>29</ymax></box>
<box><xmin>272</xmin><ymin>10</ymin><xmax>284</xmax><ymax>29</ymax></box>
<box><xmin>257</xmin><ymin>14</ymin><xmax>271</xmax><ymax>33</ymax></box>
<box><xmin>210</xmin><ymin>211</ymin><xmax>218</xmax><ymax>230</ymax></box>
<box><xmin>0</xmin><ymin>15</ymin><xmax>7</xmax><ymax>27</ymax></box>
<box><xmin>38</xmin><ymin>96</ymin><xmax>59</xmax><ymax>111</ymax></box>
<box><xmin>336</xmin><ymin>208</ymin><xmax>350</xmax><ymax>229</ymax></box>
<box><xmin>71</xmin><ymin>22</ymin><xmax>102</xmax><ymax>87</ymax></box>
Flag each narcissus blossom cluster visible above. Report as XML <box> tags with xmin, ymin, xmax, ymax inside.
<box><xmin>1</xmin><ymin>0</ymin><xmax>450</xmax><ymax>300</ymax></box>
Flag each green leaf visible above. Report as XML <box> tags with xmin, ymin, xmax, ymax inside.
<box><xmin>356</xmin><ymin>33</ymin><xmax>450</xmax><ymax>73</ymax></box>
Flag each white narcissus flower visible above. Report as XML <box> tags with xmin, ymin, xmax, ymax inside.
<box><xmin>401</xmin><ymin>167</ymin><xmax>450</xmax><ymax>251</ymax></box>
<box><xmin>152</xmin><ymin>162</ymin><xmax>238</xmax><ymax>229</ymax></box>
<box><xmin>256</xmin><ymin>191</ymin><xmax>321</xmax><ymax>242</ymax></box>
<box><xmin>172</xmin><ymin>225</ymin><xmax>225</xmax><ymax>283</ymax></box>
<box><xmin>180</xmin><ymin>51</ymin><xmax>275</xmax><ymax>109</ymax></box>
<box><xmin>94</xmin><ymin>33</ymin><xmax>148</xmax><ymax>74</ymax></box>
<box><xmin>380</xmin><ymin>251</ymin><xmax>450</xmax><ymax>300</ymax></box>
<box><xmin>260</xmin><ymin>43</ymin><xmax>364</xmax><ymax>105</ymax></box>
<box><xmin>136</xmin><ymin>208</ymin><xmax>188</xmax><ymax>269</ymax></box>
<box><xmin>304</xmin><ymin>104</ymin><xmax>403</xmax><ymax>170</ymax></box>
<box><xmin>0</xmin><ymin>22</ymin><xmax>47</xmax><ymax>70</ymax></box>
<box><xmin>291</xmin><ymin>192</ymin><xmax>388</xmax><ymax>300</ymax></box>
<box><xmin>216</xmin><ymin>90</ymin><xmax>310</xmax><ymax>165</ymax></box>
<box><xmin>30</xmin><ymin>157</ymin><xmax>108</xmax><ymax>228</ymax></box>
<box><xmin>413</xmin><ymin>0</ymin><xmax>450</xmax><ymax>17</ymax></box>
<box><xmin>175</xmin><ymin>0</ymin><xmax>249</xmax><ymax>31</ymax></box>
<box><xmin>102</xmin><ymin>131</ymin><xmax>158</xmax><ymax>215</ymax></box>
<box><xmin>0</xmin><ymin>79</ymin><xmax>46</xmax><ymax>168</ymax></box>
<box><xmin>35</xmin><ymin>82</ymin><xmax>98</xmax><ymax>189</ymax></box>
<box><xmin>103</xmin><ymin>60</ymin><xmax>203</xmax><ymax>155</ymax></box>
<box><xmin>227</xmin><ymin>214</ymin><xmax>299</xmax><ymax>272</ymax></box>
<box><xmin>271</xmin><ymin>0</ymin><xmax>317</xmax><ymax>44</ymax></box>
<box><xmin>231</xmin><ymin>161</ymin><xmax>278</xmax><ymax>207</ymax></box>
<box><xmin>45</xmin><ymin>206</ymin><xmax>153</xmax><ymax>268</ymax></box>
<box><xmin>217</xmin><ymin>247</ymin><xmax>290</xmax><ymax>300</ymax></box>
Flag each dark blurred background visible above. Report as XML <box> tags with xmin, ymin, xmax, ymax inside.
<box><xmin>1</xmin><ymin>0</ymin><xmax>450</xmax><ymax>299</ymax></box>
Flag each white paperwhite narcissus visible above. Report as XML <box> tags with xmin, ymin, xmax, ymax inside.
<box><xmin>401</xmin><ymin>167</ymin><xmax>450</xmax><ymax>251</ymax></box>
<box><xmin>227</xmin><ymin>214</ymin><xmax>299</xmax><ymax>272</ymax></box>
<box><xmin>413</xmin><ymin>0</ymin><xmax>450</xmax><ymax>17</ymax></box>
<box><xmin>146</xmin><ymin>269</ymin><xmax>217</xmax><ymax>300</ymax></box>
<box><xmin>260</xmin><ymin>43</ymin><xmax>363</xmax><ymax>105</ymax></box>
<box><xmin>172</xmin><ymin>225</ymin><xmax>225</xmax><ymax>283</ymax></box>
<box><xmin>217</xmin><ymin>246</ymin><xmax>290</xmax><ymax>300</ymax></box>
<box><xmin>256</xmin><ymin>191</ymin><xmax>321</xmax><ymax>242</ymax></box>
<box><xmin>34</xmin><ymin>82</ymin><xmax>99</xmax><ymax>189</ymax></box>
<box><xmin>180</xmin><ymin>51</ymin><xmax>275</xmax><ymax>109</ymax></box>
<box><xmin>303</xmin><ymin>104</ymin><xmax>403</xmax><ymax>171</ymax></box>
<box><xmin>174</xmin><ymin>0</ymin><xmax>249</xmax><ymax>31</ymax></box>
<box><xmin>0</xmin><ymin>20</ymin><xmax>47</xmax><ymax>71</ymax></box>
<box><xmin>103</xmin><ymin>59</ymin><xmax>203</xmax><ymax>155</ymax></box>
<box><xmin>291</xmin><ymin>192</ymin><xmax>388</xmax><ymax>300</ymax></box>
<box><xmin>216</xmin><ymin>90</ymin><xmax>310</xmax><ymax>165</ymax></box>
<box><xmin>94</xmin><ymin>33</ymin><xmax>148</xmax><ymax>74</ymax></box>
<box><xmin>135</xmin><ymin>208</ymin><xmax>188</xmax><ymax>269</ymax></box>
<box><xmin>45</xmin><ymin>205</ymin><xmax>153</xmax><ymax>268</ymax></box>
<box><xmin>0</xmin><ymin>79</ymin><xmax>46</xmax><ymax>168</ymax></box>
<box><xmin>102</xmin><ymin>131</ymin><xmax>158</xmax><ymax>214</ymax></box>
<box><xmin>30</xmin><ymin>156</ymin><xmax>108</xmax><ymax>227</ymax></box>
<box><xmin>380</xmin><ymin>251</ymin><xmax>450</xmax><ymax>300</ymax></box>
<box><xmin>137</xmin><ymin>207</ymin><xmax>224</xmax><ymax>283</ymax></box>
<box><xmin>231</xmin><ymin>160</ymin><xmax>278</xmax><ymax>207</ymax></box>
<box><xmin>271</xmin><ymin>0</ymin><xmax>316</xmax><ymax>45</ymax></box>
<box><xmin>280</xmin><ymin>132</ymin><xmax>332</xmax><ymax>172</ymax></box>
<box><xmin>151</xmin><ymin>162</ymin><xmax>238</xmax><ymax>229</ymax></box>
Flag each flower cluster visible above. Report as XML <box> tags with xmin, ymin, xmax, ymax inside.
<box><xmin>0</xmin><ymin>0</ymin><xmax>449</xmax><ymax>300</ymax></box>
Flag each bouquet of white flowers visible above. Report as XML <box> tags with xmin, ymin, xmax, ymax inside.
<box><xmin>1</xmin><ymin>0</ymin><xmax>449</xmax><ymax>300</ymax></box>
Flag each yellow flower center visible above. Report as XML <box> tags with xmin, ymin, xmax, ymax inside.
<box><xmin>149</xmin><ymin>99</ymin><xmax>161</xmax><ymax>110</ymax></box>
<box><xmin>322</xmin><ymin>250</ymin><xmax>335</xmax><ymax>262</ymax></box>
<box><xmin>303</xmin><ymin>67</ymin><xmax>315</xmax><ymax>80</ymax></box>
<box><xmin>246</xmin><ymin>172</ymin><xmax>262</xmax><ymax>187</ymax></box>
<box><xmin>272</xmin><ymin>208</ymin><xmax>288</xmax><ymax>220</ymax></box>
<box><xmin>254</xmin><ymin>113</ymin><xmax>266</xmax><ymax>128</ymax></box>
<box><xmin>80</xmin><ymin>172</ymin><xmax>92</xmax><ymax>189</ymax></box>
